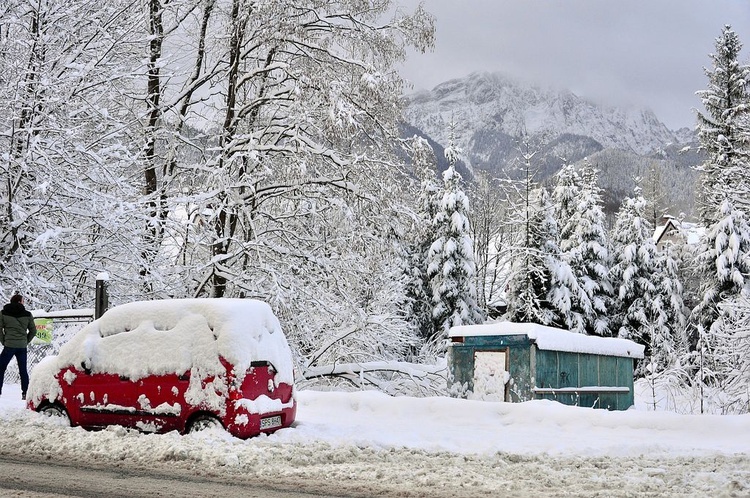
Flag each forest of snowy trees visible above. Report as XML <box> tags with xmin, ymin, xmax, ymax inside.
<box><xmin>0</xmin><ymin>2</ymin><xmax>747</xmax><ymax>412</ymax></box>
<box><xmin>472</xmin><ymin>25</ymin><xmax>750</xmax><ymax>414</ymax></box>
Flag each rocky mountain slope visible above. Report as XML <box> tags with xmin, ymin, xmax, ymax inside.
<box><xmin>403</xmin><ymin>71</ymin><xmax>700</xmax><ymax>217</ymax></box>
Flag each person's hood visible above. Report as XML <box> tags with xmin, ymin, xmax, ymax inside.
<box><xmin>2</xmin><ymin>302</ymin><xmax>31</xmax><ymax>319</ymax></box>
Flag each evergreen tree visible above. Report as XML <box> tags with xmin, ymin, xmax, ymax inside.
<box><xmin>406</xmin><ymin>137</ymin><xmax>440</xmax><ymax>343</ymax></box>
<box><xmin>687</xmin><ymin>26</ymin><xmax>750</xmax><ymax>405</ymax></box>
<box><xmin>689</xmin><ymin>198</ymin><xmax>750</xmax><ymax>408</ymax></box>
<box><xmin>641</xmin><ymin>161</ymin><xmax>671</xmax><ymax>229</ymax></box>
<box><xmin>427</xmin><ymin>140</ymin><xmax>484</xmax><ymax>349</ymax></box>
<box><xmin>707</xmin><ymin>295</ymin><xmax>750</xmax><ymax>413</ymax></box>
<box><xmin>610</xmin><ymin>189</ymin><xmax>658</xmax><ymax>345</ymax></box>
<box><xmin>505</xmin><ymin>138</ymin><xmax>545</xmax><ymax>324</ymax></box>
<box><xmin>416</xmin><ymin>138</ymin><xmax>442</xmax><ymax>230</ymax></box>
<box><xmin>610</xmin><ymin>189</ymin><xmax>689</xmax><ymax>375</ymax></box>
<box><xmin>650</xmin><ymin>241</ymin><xmax>688</xmax><ymax>372</ymax></box>
<box><xmin>505</xmin><ymin>187</ymin><xmax>554</xmax><ymax>326</ymax></box>
<box><xmin>562</xmin><ymin>163</ymin><xmax>612</xmax><ymax>336</ymax></box>
<box><xmin>692</xmin><ymin>199</ymin><xmax>750</xmax><ymax>347</ymax></box>
<box><xmin>696</xmin><ymin>25</ymin><xmax>750</xmax><ymax>226</ymax></box>
<box><xmin>552</xmin><ymin>163</ymin><xmax>581</xmax><ymax>254</ymax></box>
<box><xmin>506</xmin><ymin>188</ymin><xmax>584</xmax><ymax>329</ymax></box>
<box><xmin>639</xmin><ymin>238</ymin><xmax>690</xmax><ymax>409</ymax></box>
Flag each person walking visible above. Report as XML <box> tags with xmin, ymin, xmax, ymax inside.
<box><xmin>0</xmin><ymin>294</ymin><xmax>37</xmax><ymax>400</ymax></box>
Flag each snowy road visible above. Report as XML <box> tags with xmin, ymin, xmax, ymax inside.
<box><xmin>0</xmin><ymin>385</ymin><xmax>748</xmax><ymax>497</ymax></box>
<box><xmin>0</xmin><ymin>454</ymin><xmax>325</xmax><ymax>498</ymax></box>
<box><xmin>0</xmin><ymin>430</ymin><xmax>747</xmax><ymax>497</ymax></box>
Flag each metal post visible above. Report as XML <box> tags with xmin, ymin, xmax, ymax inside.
<box><xmin>95</xmin><ymin>272</ymin><xmax>110</xmax><ymax>319</ymax></box>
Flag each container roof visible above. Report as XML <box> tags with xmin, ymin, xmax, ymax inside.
<box><xmin>449</xmin><ymin>321</ymin><xmax>645</xmax><ymax>359</ymax></box>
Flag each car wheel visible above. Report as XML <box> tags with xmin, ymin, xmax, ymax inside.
<box><xmin>39</xmin><ymin>404</ymin><xmax>69</xmax><ymax>422</ymax></box>
<box><xmin>188</xmin><ymin>414</ymin><xmax>223</xmax><ymax>433</ymax></box>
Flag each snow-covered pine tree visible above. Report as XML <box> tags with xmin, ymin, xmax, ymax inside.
<box><xmin>642</xmin><ymin>161</ymin><xmax>671</xmax><ymax>229</ymax></box>
<box><xmin>707</xmin><ymin>295</ymin><xmax>750</xmax><ymax>413</ymax></box>
<box><xmin>505</xmin><ymin>138</ymin><xmax>546</xmax><ymax>325</ymax></box>
<box><xmin>427</xmin><ymin>136</ymin><xmax>484</xmax><ymax>349</ymax></box>
<box><xmin>608</xmin><ymin>188</ymin><xmax>688</xmax><ymax>376</ymax></box>
<box><xmin>609</xmin><ymin>189</ymin><xmax>658</xmax><ymax>344</ymax></box>
<box><xmin>693</xmin><ymin>199</ymin><xmax>750</xmax><ymax>332</ymax></box>
<box><xmin>552</xmin><ymin>163</ymin><xmax>581</xmax><ymax>254</ymax></box>
<box><xmin>505</xmin><ymin>187</ymin><xmax>583</xmax><ymax>329</ymax></box>
<box><xmin>505</xmin><ymin>184</ymin><xmax>554</xmax><ymax>326</ymax></box>
<box><xmin>696</xmin><ymin>25</ymin><xmax>750</xmax><ymax>226</ymax></box>
<box><xmin>405</xmin><ymin>137</ymin><xmax>440</xmax><ymax>343</ymax></box>
<box><xmin>416</xmin><ymin>140</ymin><xmax>441</xmax><ymax>227</ymax></box>
<box><xmin>653</xmin><ymin>241</ymin><xmax>689</xmax><ymax>367</ymax></box>
<box><xmin>640</xmin><ymin>238</ymin><xmax>690</xmax><ymax>409</ymax></box>
<box><xmin>560</xmin><ymin>163</ymin><xmax>612</xmax><ymax>336</ymax></box>
<box><xmin>675</xmin><ymin>229</ymin><xmax>702</xmax><ymax>316</ymax></box>
<box><xmin>549</xmin><ymin>163</ymin><xmax>590</xmax><ymax>332</ymax></box>
<box><xmin>691</xmin><ymin>199</ymin><xmax>750</xmax><ymax>381</ymax></box>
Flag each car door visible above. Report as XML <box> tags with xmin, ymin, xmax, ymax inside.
<box><xmin>126</xmin><ymin>372</ymin><xmax>186</xmax><ymax>433</ymax></box>
<box><xmin>60</xmin><ymin>364</ymin><xmax>129</xmax><ymax>429</ymax></box>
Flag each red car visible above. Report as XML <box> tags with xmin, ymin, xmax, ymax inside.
<box><xmin>27</xmin><ymin>298</ymin><xmax>296</xmax><ymax>438</ymax></box>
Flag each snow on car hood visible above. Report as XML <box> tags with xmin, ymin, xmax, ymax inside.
<box><xmin>30</xmin><ymin>299</ymin><xmax>295</xmax><ymax>391</ymax></box>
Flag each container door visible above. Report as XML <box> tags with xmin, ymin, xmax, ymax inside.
<box><xmin>471</xmin><ymin>351</ymin><xmax>508</xmax><ymax>402</ymax></box>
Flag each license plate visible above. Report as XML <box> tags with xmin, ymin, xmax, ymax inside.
<box><xmin>260</xmin><ymin>415</ymin><xmax>282</xmax><ymax>430</ymax></box>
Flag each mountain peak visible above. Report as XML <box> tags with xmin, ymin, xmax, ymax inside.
<box><xmin>404</xmin><ymin>71</ymin><xmax>680</xmax><ymax>161</ymax></box>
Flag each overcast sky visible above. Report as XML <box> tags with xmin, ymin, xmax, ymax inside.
<box><xmin>398</xmin><ymin>1</ymin><xmax>750</xmax><ymax>130</ymax></box>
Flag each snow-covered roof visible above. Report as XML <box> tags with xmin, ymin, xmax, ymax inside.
<box><xmin>449</xmin><ymin>321</ymin><xmax>645</xmax><ymax>359</ymax></box>
<box><xmin>32</xmin><ymin>299</ymin><xmax>294</xmax><ymax>384</ymax></box>
<box><xmin>652</xmin><ymin>218</ymin><xmax>704</xmax><ymax>246</ymax></box>
<box><xmin>652</xmin><ymin>220</ymin><xmax>675</xmax><ymax>243</ymax></box>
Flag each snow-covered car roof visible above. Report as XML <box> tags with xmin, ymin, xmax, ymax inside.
<box><xmin>34</xmin><ymin>298</ymin><xmax>294</xmax><ymax>383</ymax></box>
<box><xmin>449</xmin><ymin>321</ymin><xmax>645</xmax><ymax>359</ymax></box>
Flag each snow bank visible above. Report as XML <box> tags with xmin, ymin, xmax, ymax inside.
<box><xmin>0</xmin><ymin>384</ymin><xmax>748</xmax><ymax>496</ymax></box>
<box><xmin>6</xmin><ymin>385</ymin><xmax>750</xmax><ymax>457</ymax></box>
<box><xmin>280</xmin><ymin>390</ymin><xmax>750</xmax><ymax>457</ymax></box>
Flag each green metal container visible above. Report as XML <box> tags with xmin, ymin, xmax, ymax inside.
<box><xmin>447</xmin><ymin>322</ymin><xmax>644</xmax><ymax>410</ymax></box>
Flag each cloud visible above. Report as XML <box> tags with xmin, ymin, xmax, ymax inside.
<box><xmin>398</xmin><ymin>0</ymin><xmax>750</xmax><ymax>129</ymax></box>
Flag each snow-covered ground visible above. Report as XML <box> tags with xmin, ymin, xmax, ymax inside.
<box><xmin>0</xmin><ymin>382</ymin><xmax>748</xmax><ymax>496</ymax></box>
